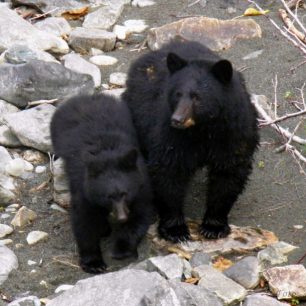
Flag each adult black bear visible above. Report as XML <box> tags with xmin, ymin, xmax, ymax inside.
<box><xmin>50</xmin><ymin>94</ymin><xmax>153</xmax><ymax>274</ymax></box>
<box><xmin>123</xmin><ymin>40</ymin><xmax>259</xmax><ymax>243</ymax></box>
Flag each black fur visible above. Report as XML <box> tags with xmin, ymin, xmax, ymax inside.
<box><xmin>123</xmin><ymin>40</ymin><xmax>259</xmax><ymax>243</ymax></box>
<box><xmin>50</xmin><ymin>94</ymin><xmax>153</xmax><ymax>274</ymax></box>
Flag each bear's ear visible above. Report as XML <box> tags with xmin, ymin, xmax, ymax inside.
<box><xmin>119</xmin><ymin>148</ymin><xmax>138</xmax><ymax>170</ymax></box>
<box><xmin>167</xmin><ymin>53</ymin><xmax>188</xmax><ymax>74</ymax></box>
<box><xmin>211</xmin><ymin>60</ymin><xmax>233</xmax><ymax>84</ymax></box>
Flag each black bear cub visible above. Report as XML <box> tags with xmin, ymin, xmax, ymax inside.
<box><xmin>50</xmin><ymin>94</ymin><xmax>153</xmax><ymax>274</ymax></box>
<box><xmin>123</xmin><ymin>39</ymin><xmax>259</xmax><ymax>243</ymax></box>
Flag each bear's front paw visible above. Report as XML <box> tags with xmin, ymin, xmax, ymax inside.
<box><xmin>80</xmin><ymin>258</ymin><xmax>107</xmax><ymax>274</ymax></box>
<box><xmin>158</xmin><ymin>221</ymin><xmax>190</xmax><ymax>243</ymax></box>
<box><xmin>200</xmin><ymin>222</ymin><xmax>231</xmax><ymax>239</ymax></box>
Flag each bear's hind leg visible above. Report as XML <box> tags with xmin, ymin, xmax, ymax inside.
<box><xmin>200</xmin><ymin>163</ymin><xmax>252</xmax><ymax>239</ymax></box>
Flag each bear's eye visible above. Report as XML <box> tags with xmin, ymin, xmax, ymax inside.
<box><xmin>190</xmin><ymin>92</ymin><xmax>200</xmax><ymax>101</ymax></box>
<box><xmin>175</xmin><ymin>92</ymin><xmax>182</xmax><ymax>99</ymax></box>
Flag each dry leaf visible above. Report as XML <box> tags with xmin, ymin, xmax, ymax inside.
<box><xmin>243</xmin><ymin>8</ymin><xmax>269</xmax><ymax>16</ymax></box>
<box><xmin>61</xmin><ymin>7</ymin><xmax>89</xmax><ymax>20</ymax></box>
<box><xmin>213</xmin><ymin>256</ymin><xmax>233</xmax><ymax>271</ymax></box>
<box><xmin>259</xmin><ymin>278</ymin><xmax>266</xmax><ymax>288</ymax></box>
<box><xmin>167</xmin><ymin>246</ymin><xmax>192</xmax><ymax>260</ymax></box>
<box><xmin>185</xmin><ymin>277</ymin><xmax>200</xmax><ymax>285</ymax></box>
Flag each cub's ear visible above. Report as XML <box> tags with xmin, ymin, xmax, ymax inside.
<box><xmin>119</xmin><ymin>148</ymin><xmax>138</xmax><ymax>170</ymax></box>
<box><xmin>211</xmin><ymin>60</ymin><xmax>233</xmax><ymax>84</ymax></box>
<box><xmin>167</xmin><ymin>53</ymin><xmax>188</xmax><ymax>74</ymax></box>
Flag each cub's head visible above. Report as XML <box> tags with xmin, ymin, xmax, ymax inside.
<box><xmin>82</xmin><ymin>147</ymin><xmax>142</xmax><ymax>222</ymax></box>
<box><xmin>166</xmin><ymin>52</ymin><xmax>233</xmax><ymax>129</ymax></box>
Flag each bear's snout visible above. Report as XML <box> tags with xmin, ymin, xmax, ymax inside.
<box><xmin>171</xmin><ymin>100</ymin><xmax>195</xmax><ymax>129</ymax></box>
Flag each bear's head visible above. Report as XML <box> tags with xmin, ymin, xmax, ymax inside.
<box><xmin>166</xmin><ymin>52</ymin><xmax>233</xmax><ymax>130</ymax></box>
<box><xmin>82</xmin><ymin>147</ymin><xmax>142</xmax><ymax>222</ymax></box>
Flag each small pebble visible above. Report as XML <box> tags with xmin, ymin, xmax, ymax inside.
<box><xmin>22</xmin><ymin>150</ymin><xmax>46</xmax><ymax>164</ymax></box>
<box><xmin>132</xmin><ymin>0</ymin><xmax>156</xmax><ymax>7</ymax></box>
<box><xmin>113</xmin><ymin>25</ymin><xmax>128</xmax><ymax>40</ymax></box>
<box><xmin>123</xmin><ymin>19</ymin><xmax>148</xmax><ymax>33</ymax></box>
<box><xmin>50</xmin><ymin>203</ymin><xmax>67</xmax><ymax>213</ymax></box>
<box><xmin>102</xmin><ymin>83</ymin><xmax>110</xmax><ymax>89</ymax></box>
<box><xmin>30</xmin><ymin>269</ymin><xmax>37</xmax><ymax>273</ymax></box>
<box><xmin>0</xmin><ymin>224</ymin><xmax>13</xmax><ymax>238</ymax></box>
<box><xmin>0</xmin><ymin>239</ymin><xmax>13</xmax><ymax>245</ymax></box>
<box><xmin>109</xmin><ymin>72</ymin><xmax>127</xmax><ymax>87</ymax></box>
<box><xmin>27</xmin><ymin>260</ymin><xmax>37</xmax><ymax>266</ymax></box>
<box><xmin>293</xmin><ymin>225</ymin><xmax>304</xmax><ymax>229</ymax></box>
<box><xmin>5</xmin><ymin>158</ymin><xmax>28</xmax><ymax>177</ymax></box>
<box><xmin>11</xmin><ymin>206</ymin><xmax>37</xmax><ymax>227</ymax></box>
<box><xmin>7</xmin><ymin>204</ymin><xmax>20</xmax><ymax>209</ymax></box>
<box><xmin>1</xmin><ymin>213</ymin><xmax>10</xmax><ymax>219</ymax></box>
<box><xmin>227</xmin><ymin>7</ymin><xmax>237</xmax><ymax>14</ymax></box>
<box><xmin>5</xmin><ymin>208</ymin><xmax>17</xmax><ymax>213</ymax></box>
<box><xmin>26</xmin><ymin>231</ymin><xmax>49</xmax><ymax>245</ymax></box>
<box><xmin>243</xmin><ymin>50</ymin><xmax>264</xmax><ymax>60</ymax></box>
<box><xmin>90</xmin><ymin>48</ymin><xmax>104</xmax><ymax>56</ymax></box>
<box><xmin>89</xmin><ymin>55</ymin><xmax>118</xmax><ymax>66</ymax></box>
<box><xmin>15</xmin><ymin>243</ymin><xmax>24</xmax><ymax>249</ymax></box>
<box><xmin>40</xmin><ymin>280</ymin><xmax>48</xmax><ymax>288</ymax></box>
<box><xmin>35</xmin><ymin>166</ymin><xmax>46</xmax><ymax>174</ymax></box>
<box><xmin>55</xmin><ymin>284</ymin><xmax>74</xmax><ymax>294</ymax></box>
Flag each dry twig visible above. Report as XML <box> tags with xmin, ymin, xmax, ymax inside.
<box><xmin>279</xmin><ymin>9</ymin><xmax>306</xmax><ymax>44</ymax></box>
<box><xmin>248</xmin><ymin>0</ymin><xmax>306</xmax><ymax>57</ymax></box>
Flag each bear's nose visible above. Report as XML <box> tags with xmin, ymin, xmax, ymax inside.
<box><xmin>171</xmin><ymin>116</ymin><xmax>185</xmax><ymax>129</ymax></box>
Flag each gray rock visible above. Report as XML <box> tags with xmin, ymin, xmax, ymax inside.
<box><xmin>83</xmin><ymin>1</ymin><xmax>125</xmax><ymax>30</ymax></box>
<box><xmin>48</xmin><ymin>270</ymin><xmax>168</xmax><ymax>306</ymax></box>
<box><xmin>182</xmin><ymin>259</ymin><xmax>192</xmax><ymax>279</ymax></box>
<box><xmin>243</xmin><ymin>293</ymin><xmax>288</xmax><ymax>306</ymax></box>
<box><xmin>147</xmin><ymin>254</ymin><xmax>184</xmax><ymax>280</ymax></box>
<box><xmin>142</xmin><ymin>285</ymin><xmax>181</xmax><ymax>306</ymax></box>
<box><xmin>3</xmin><ymin>104</ymin><xmax>56</xmax><ymax>153</ymax></box>
<box><xmin>34</xmin><ymin>17</ymin><xmax>71</xmax><ymax>37</ymax></box>
<box><xmin>0</xmin><ymin>146</ymin><xmax>12</xmax><ymax>173</ymax></box>
<box><xmin>0</xmin><ymin>126</ymin><xmax>22</xmax><ymax>147</ymax></box>
<box><xmin>63</xmin><ymin>53</ymin><xmax>101</xmax><ymax>88</ymax></box>
<box><xmin>193</xmin><ymin>265</ymin><xmax>247</xmax><ymax>305</ymax></box>
<box><xmin>0</xmin><ymin>246</ymin><xmax>18</xmax><ymax>285</ymax></box>
<box><xmin>0</xmin><ymin>6</ymin><xmax>68</xmax><ymax>54</ymax></box>
<box><xmin>69</xmin><ymin>27</ymin><xmax>116</xmax><ymax>53</ymax></box>
<box><xmin>0</xmin><ymin>185</ymin><xmax>15</xmax><ymax>204</ymax></box>
<box><xmin>0</xmin><ymin>101</ymin><xmax>20</xmax><ymax>147</ymax></box>
<box><xmin>53</xmin><ymin>158</ymin><xmax>70</xmax><ymax>208</ymax></box>
<box><xmin>7</xmin><ymin>296</ymin><xmax>41</xmax><ymax>306</ymax></box>
<box><xmin>263</xmin><ymin>264</ymin><xmax>306</xmax><ymax>300</ymax></box>
<box><xmin>147</xmin><ymin>17</ymin><xmax>261</xmax><ymax>52</ymax></box>
<box><xmin>224</xmin><ymin>256</ymin><xmax>260</xmax><ymax>289</ymax></box>
<box><xmin>0</xmin><ymin>60</ymin><xmax>94</xmax><ymax>108</ymax></box>
<box><xmin>3</xmin><ymin>44</ymin><xmax>59</xmax><ymax>64</ymax></box>
<box><xmin>0</xmin><ymin>100</ymin><xmax>19</xmax><ymax>123</ymax></box>
<box><xmin>12</xmin><ymin>0</ymin><xmax>86</xmax><ymax>17</ymax></box>
<box><xmin>0</xmin><ymin>169</ymin><xmax>15</xmax><ymax>204</ymax></box>
<box><xmin>143</xmin><ymin>280</ymin><xmax>223</xmax><ymax>306</ymax></box>
<box><xmin>258</xmin><ymin>241</ymin><xmax>298</xmax><ymax>267</ymax></box>
<box><xmin>189</xmin><ymin>251</ymin><xmax>211</xmax><ymax>268</ymax></box>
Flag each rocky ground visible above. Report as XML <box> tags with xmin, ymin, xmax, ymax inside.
<box><xmin>0</xmin><ymin>0</ymin><xmax>306</xmax><ymax>305</ymax></box>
